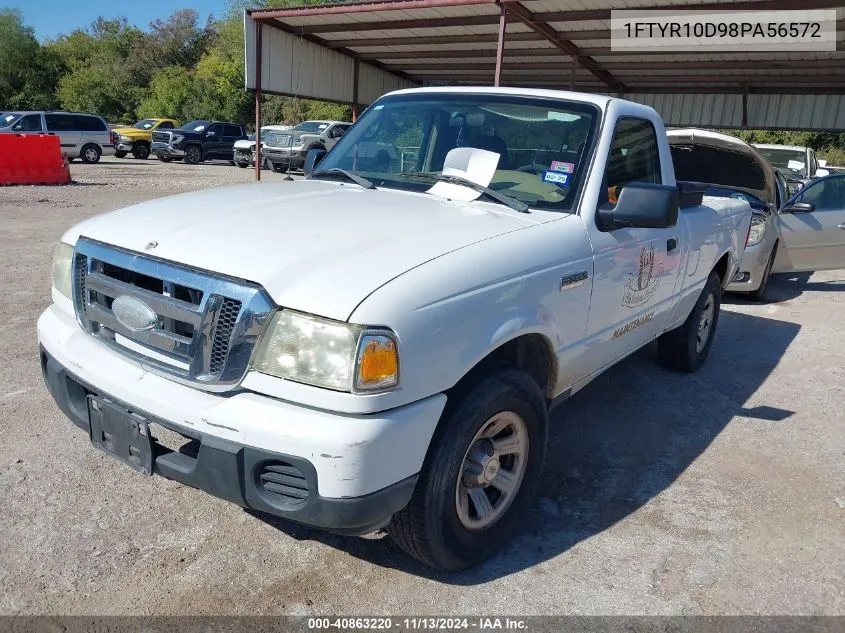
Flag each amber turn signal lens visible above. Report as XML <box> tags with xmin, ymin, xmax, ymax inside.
<box><xmin>356</xmin><ymin>335</ymin><xmax>399</xmax><ymax>390</ymax></box>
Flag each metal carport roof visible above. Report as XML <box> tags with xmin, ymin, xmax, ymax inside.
<box><xmin>243</xmin><ymin>0</ymin><xmax>845</xmax><ymax>177</ymax></box>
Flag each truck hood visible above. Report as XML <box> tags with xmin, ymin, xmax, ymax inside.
<box><xmin>64</xmin><ymin>181</ymin><xmax>536</xmax><ymax>321</ymax></box>
<box><xmin>113</xmin><ymin>127</ymin><xmax>150</xmax><ymax>138</ymax></box>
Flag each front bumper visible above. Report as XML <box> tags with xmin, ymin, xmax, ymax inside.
<box><xmin>151</xmin><ymin>142</ymin><xmax>184</xmax><ymax>158</ymax></box>
<box><xmin>37</xmin><ymin>303</ymin><xmax>445</xmax><ymax>534</ymax></box>
<box><xmin>263</xmin><ymin>148</ymin><xmax>306</xmax><ymax>168</ymax></box>
<box><xmin>726</xmin><ymin>235</ymin><xmax>776</xmax><ymax>293</ymax></box>
<box><xmin>116</xmin><ymin>140</ymin><xmax>134</xmax><ymax>152</ymax></box>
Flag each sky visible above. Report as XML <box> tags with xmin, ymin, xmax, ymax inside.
<box><xmin>7</xmin><ymin>0</ymin><xmax>230</xmax><ymax>41</ymax></box>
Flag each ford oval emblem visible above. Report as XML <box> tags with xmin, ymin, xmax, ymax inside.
<box><xmin>112</xmin><ymin>295</ymin><xmax>158</xmax><ymax>332</ymax></box>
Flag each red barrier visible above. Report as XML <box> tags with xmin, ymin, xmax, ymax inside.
<box><xmin>0</xmin><ymin>134</ymin><xmax>71</xmax><ymax>186</ymax></box>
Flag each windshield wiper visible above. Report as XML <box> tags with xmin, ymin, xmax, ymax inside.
<box><xmin>397</xmin><ymin>172</ymin><xmax>529</xmax><ymax>213</ymax></box>
<box><xmin>310</xmin><ymin>167</ymin><xmax>374</xmax><ymax>189</ymax></box>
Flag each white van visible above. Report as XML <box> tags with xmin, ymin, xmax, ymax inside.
<box><xmin>0</xmin><ymin>111</ymin><xmax>116</xmax><ymax>163</ymax></box>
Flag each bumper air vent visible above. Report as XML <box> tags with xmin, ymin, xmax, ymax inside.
<box><xmin>258</xmin><ymin>461</ymin><xmax>310</xmax><ymax>505</ymax></box>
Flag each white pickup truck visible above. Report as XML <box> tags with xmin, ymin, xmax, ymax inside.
<box><xmin>38</xmin><ymin>87</ymin><xmax>751</xmax><ymax>571</ymax></box>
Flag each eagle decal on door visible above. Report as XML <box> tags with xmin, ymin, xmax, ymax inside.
<box><xmin>623</xmin><ymin>243</ymin><xmax>664</xmax><ymax>308</ymax></box>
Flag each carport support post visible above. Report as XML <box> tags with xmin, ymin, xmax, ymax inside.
<box><xmin>254</xmin><ymin>21</ymin><xmax>263</xmax><ymax>182</ymax></box>
<box><xmin>494</xmin><ymin>4</ymin><xmax>507</xmax><ymax>86</ymax></box>
<box><xmin>742</xmin><ymin>88</ymin><xmax>749</xmax><ymax>128</ymax></box>
<box><xmin>352</xmin><ymin>59</ymin><xmax>360</xmax><ymax>121</ymax></box>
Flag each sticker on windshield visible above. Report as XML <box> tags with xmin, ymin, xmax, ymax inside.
<box><xmin>549</xmin><ymin>160</ymin><xmax>575</xmax><ymax>174</ymax></box>
<box><xmin>542</xmin><ymin>170</ymin><xmax>569</xmax><ymax>186</ymax></box>
<box><xmin>787</xmin><ymin>159</ymin><xmax>805</xmax><ymax>170</ymax></box>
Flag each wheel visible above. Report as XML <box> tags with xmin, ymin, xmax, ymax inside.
<box><xmin>184</xmin><ymin>145</ymin><xmax>202</xmax><ymax>164</ymax></box>
<box><xmin>658</xmin><ymin>271</ymin><xmax>722</xmax><ymax>373</ymax></box>
<box><xmin>271</xmin><ymin>162</ymin><xmax>286</xmax><ymax>173</ymax></box>
<box><xmin>236</xmin><ymin>162</ymin><xmax>249</xmax><ymax>168</ymax></box>
<box><xmin>80</xmin><ymin>144</ymin><xmax>101</xmax><ymax>164</ymax></box>
<box><xmin>388</xmin><ymin>369</ymin><xmax>548</xmax><ymax>571</ymax></box>
<box><xmin>156</xmin><ymin>154</ymin><xmax>172</xmax><ymax>163</ymax></box>
<box><xmin>131</xmin><ymin>143</ymin><xmax>150</xmax><ymax>160</ymax></box>
<box><xmin>114</xmin><ymin>150</ymin><xmax>127</xmax><ymax>159</ymax></box>
<box><xmin>747</xmin><ymin>242</ymin><xmax>777</xmax><ymax>302</ymax></box>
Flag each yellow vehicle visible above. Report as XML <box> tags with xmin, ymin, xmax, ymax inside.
<box><xmin>113</xmin><ymin>118</ymin><xmax>178</xmax><ymax>160</ymax></box>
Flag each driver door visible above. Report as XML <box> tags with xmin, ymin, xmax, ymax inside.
<box><xmin>774</xmin><ymin>175</ymin><xmax>845</xmax><ymax>272</ymax></box>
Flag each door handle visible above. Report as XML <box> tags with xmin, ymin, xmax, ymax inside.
<box><xmin>667</xmin><ymin>238</ymin><xmax>678</xmax><ymax>252</ymax></box>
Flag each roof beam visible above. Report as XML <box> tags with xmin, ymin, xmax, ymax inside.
<box><xmin>324</xmin><ymin>29</ymin><xmax>612</xmax><ymax>49</ymax></box>
<box><xmin>391</xmin><ymin>59</ymin><xmax>845</xmax><ymax>72</ymax></box>
<box><xmin>410</xmin><ymin>71</ymin><xmax>845</xmax><ymax>84</ymax></box>
<box><xmin>252</xmin><ymin>0</ymin><xmax>845</xmax><ymax>29</ymax></box>
<box><xmin>503</xmin><ymin>1</ymin><xmax>624</xmax><ymax>92</ymax></box>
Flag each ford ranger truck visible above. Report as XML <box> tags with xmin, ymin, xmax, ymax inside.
<box><xmin>38</xmin><ymin>87</ymin><xmax>751</xmax><ymax>571</ymax></box>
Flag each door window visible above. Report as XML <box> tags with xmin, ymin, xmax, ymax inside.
<box><xmin>224</xmin><ymin>125</ymin><xmax>242</xmax><ymax>137</ymax></box>
<box><xmin>45</xmin><ymin>114</ymin><xmax>76</xmax><ymax>131</ymax></box>
<box><xmin>797</xmin><ymin>176</ymin><xmax>845</xmax><ymax>211</ymax></box>
<box><xmin>206</xmin><ymin>124</ymin><xmax>223</xmax><ymax>136</ymax></box>
<box><xmin>12</xmin><ymin>114</ymin><xmax>43</xmax><ymax>132</ymax></box>
<box><xmin>158</xmin><ymin>121</ymin><xmax>175</xmax><ymax>129</ymax></box>
<box><xmin>603</xmin><ymin>118</ymin><xmax>661</xmax><ymax>206</ymax></box>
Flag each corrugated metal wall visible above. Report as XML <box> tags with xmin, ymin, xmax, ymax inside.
<box><xmin>746</xmin><ymin>94</ymin><xmax>845</xmax><ymax>131</ymax></box>
<box><xmin>244</xmin><ymin>14</ymin><xmax>416</xmax><ymax>106</ymax></box>
<box><xmin>627</xmin><ymin>93</ymin><xmax>845</xmax><ymax>131</ymax></box>
<box><xmin>626</xmin><ymin>93</ymin><xmax>744</xmax><ymax>128</ymax></box>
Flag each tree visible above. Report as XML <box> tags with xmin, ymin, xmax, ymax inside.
<box><xmin>0</xmin><ymin>9</ymin><xmax>61</xmax><ymax>109</ymax></box>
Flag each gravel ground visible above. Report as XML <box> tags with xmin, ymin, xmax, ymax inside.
<box><xmin>1</xmin><ymin>157</ymin><xmax>843</xmax><ymax>615</ymax></box>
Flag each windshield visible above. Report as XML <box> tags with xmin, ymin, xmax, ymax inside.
<box><xmin>133</xmin><ymin>119</ymin><xmax>158</xmax><ymax>130</ymax></box>
<box><xmin>756</xmin><ymin>147</ymin><xmax>807</xmax><ymax>177</ymax></box>
<box><xmin>179</xmin><ymin>120</ymin><xmax>210</xmax><ymax>132</ymax></box>
<box><xmin>0</xmin><ymin>112</ymin><xmax>21</xmax><ymax>128</ymax></box>
<box><xmin>315</xmin><ymin>93</ymin><xmax>599</xmax><ymax>212</ymax></box>
<box><xmin>294</xmin><ymin>121</ymin><xmax>330</xmax><ymax>133</ymax></box>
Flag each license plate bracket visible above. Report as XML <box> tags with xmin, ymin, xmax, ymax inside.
<box><xmin>88</xmin><ymin>396</ymin><xmax>153</xmax><ymax>476</ymax></box>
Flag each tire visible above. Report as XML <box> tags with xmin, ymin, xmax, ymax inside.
<box><xmin>114</xmin><ymin>150</ymin><xmax>127</xmax><ymax>159</ymax></box>
<box><xmin>156</xmin><ymin>154</ymin><xmax>172</xmax><ymax>163</ymax></box>
<box><xmin>184</xmin><ymin>145</ymin><xmax>202</xmax><ymax>165</ymax></box>
<box><xmin>131</xmin><ymin>143</ymin><xmax>150</xmax><ymax>160</ymax></box>
<box><xmin>388</xmin><ymin>369</ymin><xmax>548</xmax><ymax>571</ymax></box>
<box><xmin>747</xmin><ymin>242</ymin><xmax>777</xmax><ymax>303</ymax></box>
<box><xmin>270</xmin><ymin>162</ymin><xmax>286</xmax><ymax>173</ymax></box>
<box><xmin>236</xmin><ymin>162</ymin><xmax>249</xmax><ymax>169</ymax></box>
<box><xmin>80</xmin><ymin>144</ymin><xmax>101</xmax><ymax>164</ymax></box>
<box><xmin>658</xmin><ymin>271</ymin><xmax>722</xmax><ymax>373</ymax></box>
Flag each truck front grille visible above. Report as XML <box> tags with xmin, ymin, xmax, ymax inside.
<box><xmin>151</xmin><ymin>131</ymin><xmax>171</xmax><ymax>144</ymax></box>
<box><xmin>72</xmin><ymin>238</ymin><xmax>273</xmax><ymax>392</ymax></box>
<box><xmin>264</xmin><ymin>133</ymin><xmax>291</xmax><ymax>148</ymax></box>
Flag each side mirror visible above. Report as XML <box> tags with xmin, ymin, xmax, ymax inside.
<box><xmin>303</xmin><ymin>148</ymin><xmax>327</xmax><ymax>176</ymax></box>
<box><xmin>815</xmin><ymin>168</ymin><xmax>830</xmax><ymax>178</ymax></box>
<box><xmin>206</xmin><ymin>130</ymin><xmax>216</xmax><ymax>137</ymax></box>
<box><xmin>784</xmin><ymin>201</ymin><xmax>815</xmax><ymax>213</ymax></box>
<box><xmin>597</xmin><ymin>182</ymin><xmax>679</xmax><ymax>231</ymax></box>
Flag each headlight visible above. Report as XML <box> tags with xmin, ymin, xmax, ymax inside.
<box><xmin>51</xmin><ymin>242</ymin><xmax>74</xmax><ymax>299</ymax></box>
<box><xmin>171</xmin><ymin>134</ymin><xmax>184</xmax><ymax>144</ymax></box>
<box><xmin>746</xmin><ymin>216</ymin><xmax>767</xmax><ymax>246</ymax></box>
<box><xmin>119</xmin><ymin>135</ymin><xmax>132</xmax><ymax>142</ymax></box>
<box><xmin>252</xmin><ymin>310</ymin><xmax>399</xmax><ymax>392</ymax></box>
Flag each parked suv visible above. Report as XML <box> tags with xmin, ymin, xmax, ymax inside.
<box><xmin>263</xmin><ymin>120</ymin><xmax>351</xmax><ymax>172</ymax></box>
<box><xmin>151</xmin><ymin>120</ymin><xmax>247</xmax><ymax>164</ymax></box>
<box><xmin>0</xmin><ymin>111</ymin><xmax>115</xmax><ymax>163</ymax></box>
<box><xmin>113</xmin><ymin>118</ymin><xmax>178</xmax><ymax>160</ymax></box>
